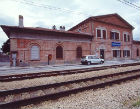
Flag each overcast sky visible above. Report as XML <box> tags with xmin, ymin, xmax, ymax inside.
<box><xmin>0</xmin><ymin>0</ymin><xmax>139</xmax><ymax>47</ymax></box>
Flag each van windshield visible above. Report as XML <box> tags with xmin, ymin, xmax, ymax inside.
<box><xmin>82</xmin><ymin>56</ymin><xmax>86</xmax><ymax>59</ymax></box>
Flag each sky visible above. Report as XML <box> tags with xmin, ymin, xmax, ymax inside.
<box><xmin>0</xmin><ymin>0</ymin><xmax>140</xmax><ymax>48</ymax></box>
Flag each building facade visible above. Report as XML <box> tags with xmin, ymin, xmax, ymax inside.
<box><xmin>1</xmin><ymin>13</ymin><xmax>140</xmax><ymax>66</ymax></box>
<box><xmin>132</xmin><ymin>40</ymin><xmax>140</xmax><ymax>60</ymax></box>
<box><xmin>69</xmin><ymin>13</ymin><xmax>134</xmax><ymax>61</ymax></box>
<box><xmin>1</xmin><ymin>25</ymin><xmax>92</xmax><ymax>66</ymax></box>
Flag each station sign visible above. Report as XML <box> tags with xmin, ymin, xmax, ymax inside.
<box><xmin>112</xmin><ymin>42</ymin><xmax>121</xmax><ymax>47</ymax></box>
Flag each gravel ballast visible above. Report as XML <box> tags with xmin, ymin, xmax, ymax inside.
<box><xmin>21</xmin><ymin>78</ymin><xmax>140</xmax><ymax>109</ymax></box>
<box><xmin>0</xmin><ymin>65</ymin><xmax>140</xmax><ymax>90</ymax></box>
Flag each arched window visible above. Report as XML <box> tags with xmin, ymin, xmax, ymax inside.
<box><xmin>56</xmin><ymin>46</ymin><xmax>63</xmax><ymax>59</ymax></box>
<box><xmin>137</xmin><ymin>48</ymin><xmax>139</xmax><ymax>56</ymax></box>
<box><xmin>76</xmin><ymin>47</ymin><xmax>82</xmax><ymax>58</ymax></box>
<box><xmin>31</xmin><ymin>45</ymin><xmax>40</xmax><ymax>60</ymax></box>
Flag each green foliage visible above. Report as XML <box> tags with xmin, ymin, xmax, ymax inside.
<box><xmin>1</xmin><ymin>39</ymin><xmax>10</xmax><ymax>54</ymax></box>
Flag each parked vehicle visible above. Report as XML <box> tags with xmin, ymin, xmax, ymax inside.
<box><xmin>81</xmin><ymin>55</ymin><xmax>104</xmax><ymax>65</ymax></box>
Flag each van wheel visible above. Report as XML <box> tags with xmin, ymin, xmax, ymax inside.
<box><xmin>100</xmin><ymin>61</ymin><xmax>104</xmax><ymax>64</ymax></box>
<box><xmin>87</xmin><ymin>61</ymin><xmax>91</xmax><ymax>65</ymax></box>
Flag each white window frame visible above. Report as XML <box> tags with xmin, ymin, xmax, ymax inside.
<box><xmin>31</xmin><ymin>45</ymin><xmax>40</xmax><ymax>60</ymax></box>
<box><xmin>96</xmin><ymin>27</ymin><xmax>107</xmax><ymax>39</ymax></box>
<box><xmin>111</xmin><ymin>29</ymin><xmax>120</xmax><ymax>40</ymax></box>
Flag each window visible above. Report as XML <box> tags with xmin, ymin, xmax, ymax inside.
<box><xmin>113</xmin><ymin>50</ymin><xmax>121</xmax><ymax>58</ymax></box>
<box><xmin>110</xmin><ymin>31</ymin><xmax>120</xmax><ymax>40</ymax></box>
<box><xmin>31</xmin><ymin>45</ymin><xmax>40</xmax><ymax>60</ymax></box>
<box><xmin>137</xmin><ymin>48</ymin><xmax>139</xmax><ymax>56</ymax></box>
<box><xmin>56</xmin><ymin>46</ymin><xmax>63</xmax><ymax>59</ymax></box>
<box><xmin>96</xmin><ymin>28</ymin><xmax>106</xmax><ymax>39</ymax></box>
<box><xmin>123</xmin><ymin>50</ymin><xmax>130</xmax><ymax>57</ymax></box>
<box><xmin>123</xmin><ymin>33</ymin><xmax>130</xmax><ymax>42</ymax></box>
<box><xmin>76</xmin><ymin>47</ymin><xmax>82</xmax><ymax>58</ymax></box>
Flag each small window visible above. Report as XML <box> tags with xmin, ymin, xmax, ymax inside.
<box><xmin>123</xmin><ymin>33</ymin><xmax>130</xmax><ymax>42</ymax></box>
<box><xmin>113</xmin><ymin>50</ymin><xmax>121</xmax><ymax>58</ymax></box>
<box><xmin>31</xmin><ymin>45</ymin><xmax>40</xmax><ymax>60</ymax></box>
<box><xmin>137</xmin><ymin>49</ymin><xmax>139</xmax><ymax>56</ymax></box>
<box><xmin>123</xmin><ymin>50</ymin><xmax>130</xmax><ymax>57</ymax></box>
<box><xmin>110</xmin><ymin>31</ymin><xmax>120</xmax><ymax>40</ymax></box>
<box><xmin>56</xmin><ymin>46</ymin><xmax>63</xmax><ymax>59</ymax></box>
<box><xmin>76</xmin><ymin>47</ymin><xmax>82</xmax><ymax>58</ymax></box>
<box><xmin>96</xmin><ymin>28</ymin><xmax>106</xmax><ymax>39</ymax></box>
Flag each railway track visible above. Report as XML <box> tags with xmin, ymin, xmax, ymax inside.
<box><xmin>0</xmin><ymin>62</ymin><xmax>140</xmax><ymax>82</ymax></box>
<box><xmin>0</xmin><ymin>68</ymin><xmax>140</xmax><ymax>108</ymax></box>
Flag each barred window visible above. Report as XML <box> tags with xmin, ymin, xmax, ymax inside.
<box><xmin>56</xmin><ymin>46</ymin><xmax>63</xmax><ymax>59</ymax></box>
<box><xmin>76</xmin><ymin>47</ymin><xmax>82</xmax><ymax>58</ymax></box>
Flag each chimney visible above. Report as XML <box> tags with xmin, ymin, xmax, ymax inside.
<box><xmin>19</xmin><ymin>15</ymin><xmax>24</xmax><ymax>27</ymax></box>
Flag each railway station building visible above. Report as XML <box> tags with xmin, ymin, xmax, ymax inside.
<box><xmin>1</xmin><ymin>13</ymin><xmax>140</xmax><ymax>66</ymax></box>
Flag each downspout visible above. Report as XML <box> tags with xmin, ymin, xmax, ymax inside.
<box><xmin>90</xmin><ymin>20</ymin><xmax>94</xmax><ymax>55</ymax></box>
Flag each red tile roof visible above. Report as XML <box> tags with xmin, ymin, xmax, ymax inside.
<box><xmin>0</xmin><ymin>25</ymin><xmax>93</xmax><ymax>38</ymax></box>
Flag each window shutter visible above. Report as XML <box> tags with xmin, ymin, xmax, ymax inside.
<box><xmin>127</xmin><ymin>50</ymin><xmax>130</xmax><ymax>57</ymax></box>
<box><xmin>110</xmin><ymin>32</ymin><xmax>113</xmax><ymax>39</ymax></box>
<box><xmin>128</xmin><ymin>35</ymin><xmax>130</xmax><ymax>42</ymax></box>
<box><xmin>116</xmin><ymin>33</ymin><xmax>119</xmax><ymax>40</ymax></box>
<box><xmin>113</xmin><ymin>50</ymin><xmax>115</xmax><ymax>57</ymax></box>
<box><xmin>103</xmin><ymin>30</ymin><xmax>106</xmax><ymax>39</ymax></box>
<box><xmin>137</xmin><ymin>49</ymin><xmax>139</xmax><ymax>56</ymax></box>
<box><xmin>97</xmin><ymin>29</ymin><xmax>101</xmax><ymax>37</ymax></box>
<box><xmin>124</xmin><ymin>34</ymin><xmax>126</xmax><ymax>42</ymax></box>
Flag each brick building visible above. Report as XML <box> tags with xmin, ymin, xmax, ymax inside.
<box><xmin>1</xmin><ymin>13</ymin><xmax>140</xmax><ymax>66</ymax></box>
<box><xmin>69</xmin><ymin>13</ymin><xmax>135</xmax><ymax>61</ymax></box>
<box><xmin>132</xmin><ymin>40</ymin><xmax>140</xmax><ymax>60</ymax></box>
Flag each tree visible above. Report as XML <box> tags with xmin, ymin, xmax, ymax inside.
<box><xmin>1</xmin><ymin>39</ymin><xmax>10</xmax><ymax>54</ymax></box>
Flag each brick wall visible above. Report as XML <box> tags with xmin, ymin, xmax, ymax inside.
<box><xmin>16</xmin><ymin>38</ymin><xmax>91</xmax><ymax>66</ymax></box>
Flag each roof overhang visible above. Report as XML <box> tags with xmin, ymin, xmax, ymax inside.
<box><xmin>0</xmin><ymin>25</ymin><xmax>93</xmax><ymax>39</ymax></box>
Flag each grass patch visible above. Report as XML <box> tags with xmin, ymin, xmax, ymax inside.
<box><xmin>132</xmin><ymin>99</ymin><xmax>140</xmax><ymax>107</ymax></box>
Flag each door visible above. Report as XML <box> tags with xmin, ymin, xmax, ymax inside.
<box><xmin>12</xmin><ymin>53</ymin><xmax>17</xmax><ymax>67</ymax></box>
<box><xmin>100</xmin><ymin>49</ymin><xmax>104</xmax><ymax>59</ymax></box>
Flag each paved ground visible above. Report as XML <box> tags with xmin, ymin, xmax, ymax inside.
<box><xmin>0</xmin><ymin>60</ymin><xmax>139</xmax><ymax>76</ymax></box>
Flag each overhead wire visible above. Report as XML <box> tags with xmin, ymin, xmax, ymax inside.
<box><xmin>117</xmin><ymin>0</ymin><xmax>140</xmax><ymax>10</ymax></box>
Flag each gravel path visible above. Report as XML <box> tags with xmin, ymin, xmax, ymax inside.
<box><xmin>0</xmin><ymin>65</ymin><xmax>140</xmax><ymax>90</ymax></box>
<box><xmin>21</xmin><ymin>78</ymin><xmax>140</xmax><ymax>109</ymax></box>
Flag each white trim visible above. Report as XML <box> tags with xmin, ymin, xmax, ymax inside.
<box><xmin>123</xmin><ymin>46</ymin><xmax>130</xmax><ymax>50</ymax></box>
<box><xmin>112</xmin><ymin>48</ymin><xmax>121</xmax><ymax>50</ymax></box>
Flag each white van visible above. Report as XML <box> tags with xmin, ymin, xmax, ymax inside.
<box><xmin>81</xmin><ymin>55</ymin><xmax>104</xmax><ymax>65</ymax></box>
